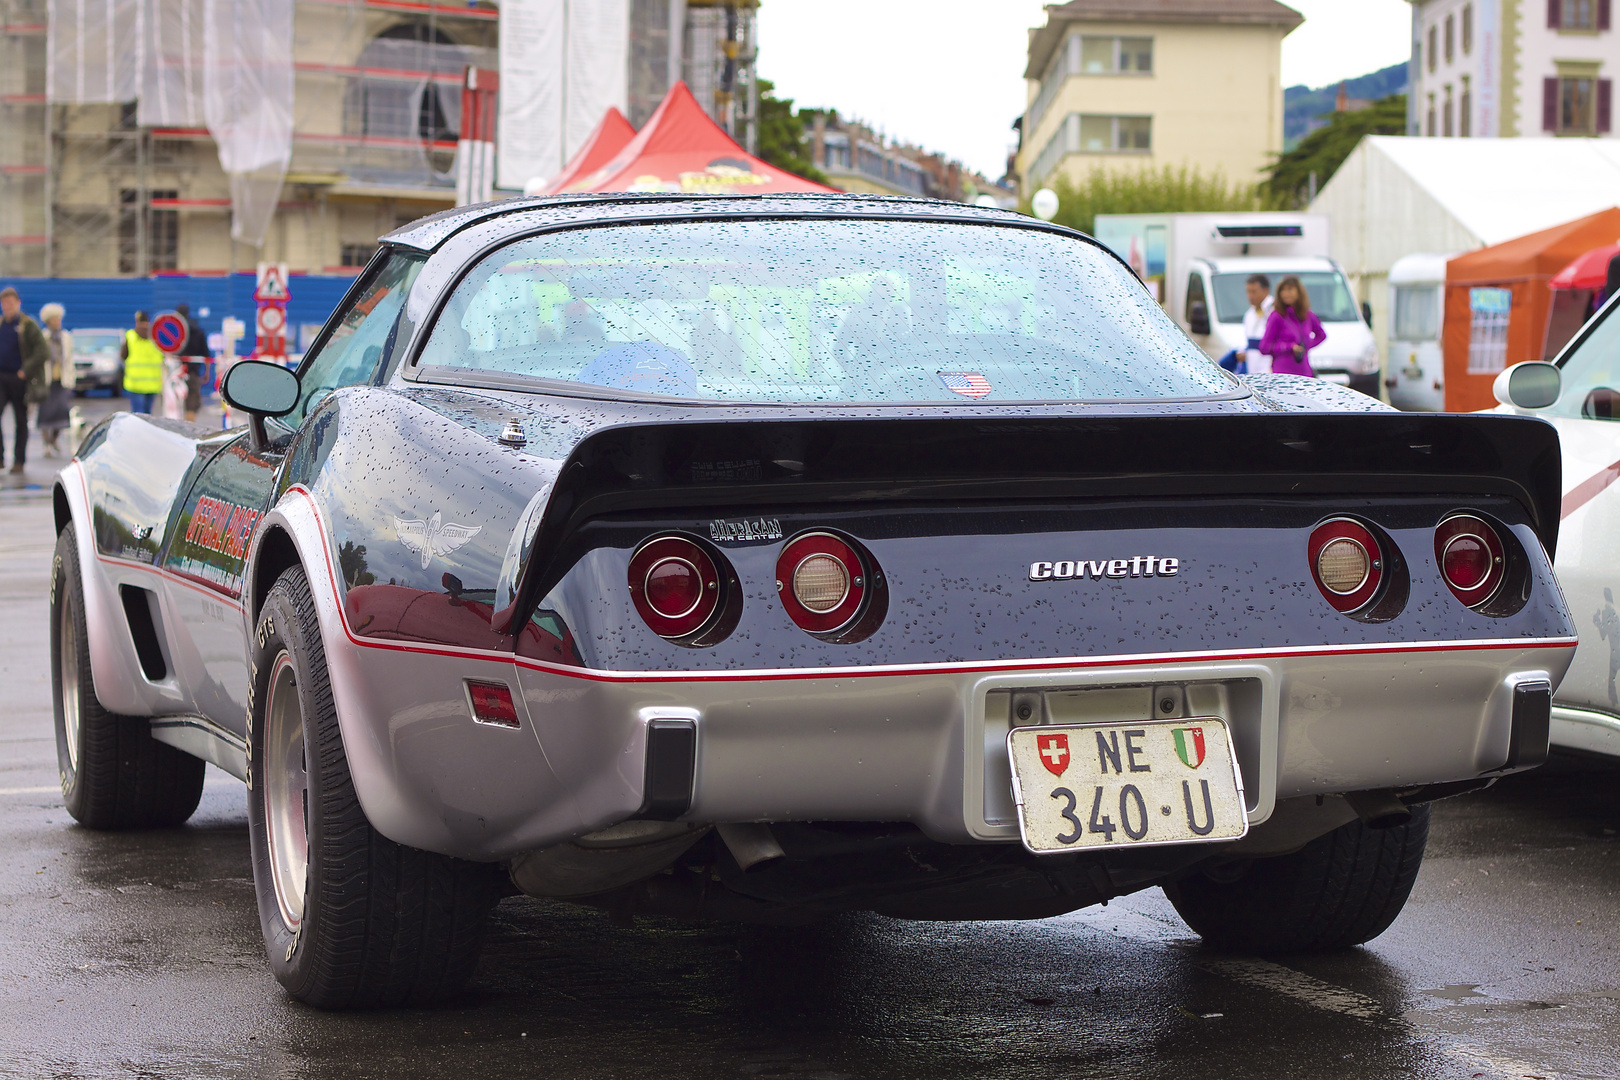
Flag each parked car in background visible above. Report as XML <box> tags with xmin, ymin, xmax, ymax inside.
<box><xmin>71</xmin><ymin>328</ymin><xmax>125</xmax><ymax>395</ymax></box>
<box><xmin>1385</xmin><ymin>253</ymin><xmax>1453</xmax><ymax>412</ymax></box>
<box><xmin>1492</xmin><ymin>293</ymin><xmax>1620</xmax><ymax>759</ymax></box>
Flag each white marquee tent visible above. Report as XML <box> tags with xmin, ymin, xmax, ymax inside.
<box><xmin>1309</xmin><ymin>135</ymin><xmax>1620</xmax><ymax>365</ymax></box>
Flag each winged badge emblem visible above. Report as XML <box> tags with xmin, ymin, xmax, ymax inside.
<box><xmin>393</xmin><ymin>511</ymin><xmax>482</xmax><ymax>570</ymax></box>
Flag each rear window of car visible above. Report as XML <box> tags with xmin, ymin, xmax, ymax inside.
<box><xmin>416</xmin><ymin>218</ymin><xmax>1233</xmax><ymax>403</ymax></box>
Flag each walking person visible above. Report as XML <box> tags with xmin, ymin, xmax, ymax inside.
<box><xmin>1259</xmin><ymin>275</ymin><xmax>1326</xmax><ymax>378</ymax></box>
<box><xmin>121</xmin><ymin>311</ymin><xmax>163</xmax><ymax>414</ymax></box>
<box><xmin>0</xmin><ymin>286</ymin><xmax>49</xmax><ymax>474</ymax></box>
<box><xmin>173</xmin><ymin>303</ymin><xmax>211</xmax><ymax>423</ymax></box>
<box><xmin>36</xmin><ymin>302</ymin><xmax>75</xmax><ymax>456</ymax></box>
<box><xmin>1242</xmin><ymin>274</ymin><xmax>1274</xmax><ymax>375</ymax></box>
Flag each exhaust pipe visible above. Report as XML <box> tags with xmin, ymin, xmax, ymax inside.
<box><xmin>1343</xmin><ymin>789</ymin><xmax>1412</xmax><ymax>830</ymax></box>
<box><xmin>716</xmin><ymin>823</ymin><xmax>786</xmax><ymax>872</ymax></box>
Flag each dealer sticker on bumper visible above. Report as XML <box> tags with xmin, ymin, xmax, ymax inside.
<box><xmin>1008</xmin><ymin>718</ymin><xmax>1248</xmax><ymax>854</ymax></box>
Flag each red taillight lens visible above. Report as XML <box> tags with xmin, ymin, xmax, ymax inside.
<box><xmin>1307</xmin><ymin>518</ymin><xmax>1384</xmax><ymax>613</ymax></box>
<box><xmin>777</xmin><ymin>532</ymin><xmax>868</xmax><ymax>633</ymax></box>
<box><xmin>1435</xmin><ymin>514</ymin><xmax>1505</xmax><ymax>608</ymax></box>
<box><xmin>629</xmin><ymin>535</ymin><xmax>721</xmax><ymax>639</ymax></box>
<box><xmin>466</xmin><ymin>680</ymin><xmax>520</xmax><ymax>728</ymax></box>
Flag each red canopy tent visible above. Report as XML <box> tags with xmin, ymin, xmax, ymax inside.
<box><xmin>536</xmin><ymin>107</ymin><xmax>636</xmax><ymax>196</ymax></box>
<box><xmin>548</xmin><ymin>81</ymin><xmax>836</xmax><ymax>196</ymax></box>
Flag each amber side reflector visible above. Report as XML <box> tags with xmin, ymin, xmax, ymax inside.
<box><xmin>466</xmin><ymin>680</ymin><xmax>521</xmax><ymax>728</ymax></box>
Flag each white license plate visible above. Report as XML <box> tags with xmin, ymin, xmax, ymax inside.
<box><xmin>1008</xmin><ymin>718</ymin><xmax>1248</xmax><ymax>854</ymax></box>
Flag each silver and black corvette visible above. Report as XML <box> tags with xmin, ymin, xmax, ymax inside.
<box><xmin>52</xmin><ymin>194</ymin><xmax>1576</xmax><ymax>1008</ymax></box>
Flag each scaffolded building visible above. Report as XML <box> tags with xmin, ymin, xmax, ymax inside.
<box><xmin>0</xmin><ymin>0</ymin><xmax>757</xmax><ymax>278</ymax></box>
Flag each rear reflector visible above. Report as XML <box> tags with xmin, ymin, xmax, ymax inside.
<box><xmin>466</xmin><ymin>680</ymin><xmax>521</xmax><ymax>728</ymax></box>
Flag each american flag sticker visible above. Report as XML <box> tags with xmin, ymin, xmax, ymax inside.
<box><xmin>938</xmin><ymin>371</ymin><xmax>992</xmax><ymax>398</ymax></box>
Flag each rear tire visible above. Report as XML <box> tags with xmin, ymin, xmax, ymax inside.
<box><xmin>51</xmin><ymin>523</ymin><xmax>205</xmax><ymax>829</ymax></box>
<box><xmin>1165</xmin><ymin>805</ymin><xmax>1430</xmax><ymax>953</ymax></box>
<box><xmin>247</xmin><ymin>565</ymin><xmax>498</xmax><ymax>1009</ymax></box>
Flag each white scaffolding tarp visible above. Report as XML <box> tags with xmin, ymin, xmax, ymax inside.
<box><xmin>497</xmin><ymin>0</ymin><xmax>628</xmax><ymax>191</ymax></box>
<box><xmin>47</xmin><ymin>0</ymin><xmax>140</xmax><ymax>104</ymax></box>
<box><xmin>47</xmin><ymin>0</ymin><xmax>294</xmax><ymax>247</ymax></box>
<box><xmin>203</xmin><ymin>0</ymin><xmax>293</xmax><ymax>246</ymax></box>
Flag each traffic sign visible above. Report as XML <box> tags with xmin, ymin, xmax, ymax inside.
<box><xmin>257</xmin><ymin>305</ymin><xmax>285</xmax><ymax>336</ymax></box>
<box><xmin>151</xmin><ymin>312</ymin><xmax>188</xmax><ymax>354</ymax></box>
<box><xmin>254</xmin><ymin>262</ymin><xmax>290</xmax><ymax>302</ymax></box>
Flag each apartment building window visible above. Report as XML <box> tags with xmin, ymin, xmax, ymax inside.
<box><xmin>1461</xmin><ymin>76</ymin><xmax>1473</xmax><ymax>135</ymax></box>
<box><xmin>1445</xmin><ymin>14</ymin><xmax>1455</xmax><ymax>62</ymax></box>
<box><xmin>1080</xmin><ymin>114</ymin><xmax>1151</xmax><ymax>152</ymax></box>
<box><xmin>1544</xmin><ymin>71</ymin><xmax>1613</xmax><ymax>132</ymax></box>
<box><xmin>1030</xmin><ymin>112</ymin><xmax>1151</xmax><ymax>185</ymax></box>
<box><xmin>1428</xmin><ymin>25</ymin><xmax>1437</xmax><ymax>71</ymax></box>
<box><xmin>1444</xmin><ymin>86</ymin><xmax>1455</xmax><ymax>135</ymax></box>
<box><xmin>341</xmin><ymin>243</ymin><xmax>378</xmax><ymax>268</ymax></box>
<box><xmin>117</xmin><ymin>189</ymin><xmax>178</xmax><ymax>274</ymax></box>
<box><xmin>1080</xmin><ymin>36</ymin><xmax>1152</xmax><ymax>75</ymax></box>
<box><xmin>1463</xmin><ymin>3</ymin><xmax>1474</xmax><ymax>52</ymax></box>
<box><xmin>1548</xmin><ymin>0</ymin><xmax>1611</xmax><ymax>30</ymax></box>
<box><xmin>822</xmin><ymin>133</ymin><xmax>851</xmax><ymax>170</ymax></box>
<box><xmin>1427</xmin><ymin>93</ymin><xmax>1437</xmax><ymax>135</ymax></box>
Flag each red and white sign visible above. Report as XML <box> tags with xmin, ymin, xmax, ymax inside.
<box><xmin>1036</xmin><ymin>732</ymin><xmax>1070</xmax><ymax>777</ymax></box>
<box><xmin>252</xmin><ymin>261</ymin><xmax>291</xmax><ymax>361</ymax></box>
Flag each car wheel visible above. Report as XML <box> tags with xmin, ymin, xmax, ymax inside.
<box><xmin>51</xmin><ymin>523</ymin><xmax>205</xmax><ymax>829</ymax></box>
<box><xmin>247</xmin><ymin>565</ymin><xmax>499</xmax><ymax>1009</ymax></box>
<box><xmin>1165</xmin><ymin>804</ymin><xmax>1429</xmax><ymax>953</ymax></box>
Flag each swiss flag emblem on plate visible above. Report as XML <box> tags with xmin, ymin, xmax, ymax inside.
<box><xmin>1035</xmin><ymin>732</ymin><xmax>1070</xmax><ymax>776</ymax></box>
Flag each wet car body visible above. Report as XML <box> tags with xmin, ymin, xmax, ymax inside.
<box><xmin>53</xmin><ymin>194</ymin><xmax>1577</xmax><ymax>1003</ymax></box>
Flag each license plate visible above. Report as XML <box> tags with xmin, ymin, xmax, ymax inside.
<box><xmin>1007</xmin><ymin>718</ymin><xmax>1248</xmax><ymax>854</ymax></box>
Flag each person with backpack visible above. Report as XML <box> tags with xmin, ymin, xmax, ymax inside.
<box><xmin>1259</xmin><ymin>275</ymin><xmax>1326</xmax><ymax>378</ymax></box>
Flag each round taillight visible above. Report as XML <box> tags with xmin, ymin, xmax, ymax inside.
<box><xmin>1307</xmin><ymin>518</ymin><xmax>1384</xmax><ymax>613</ymax></box>
<box><xmin>777</xmin><ymin>532</ymin><xmax>867</xmax><ymax>633</ymax></box>
<box><xmin>629</xmin><ymin>535</ymin><xmax>721</xmax><ymax>640</ymax></box>
<box><xmin>1435</xmin><ymin>514</ymin><xmax>1505</xmax><ymax>608</ymax></box>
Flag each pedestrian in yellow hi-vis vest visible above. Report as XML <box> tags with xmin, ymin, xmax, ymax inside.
<box><xmin>120</xmin><ymin>311</ymin><xmax>163</xmax><ymax>415</ymax></box>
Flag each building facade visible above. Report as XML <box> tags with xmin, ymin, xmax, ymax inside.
<box><xmin>1407</xmin><ymin>0</ymin><xmax>1618</xmax><ymax>139</ymax></box>
<box><xmin>1015</xmin><ymin>0</ymin><xmax>1301</xmax><ymax>193</ymax></box>
<box><xmin>0</xmin><ymin>0</ymin><xmax>759</xmax><ymax>279</ymax></box>
<box><xmin>807</xmin><ymin>114</ymin><xmax>991</xmax><ymax>202</ymax></box>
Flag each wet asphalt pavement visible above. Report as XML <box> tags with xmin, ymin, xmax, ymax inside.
<box><xmin>2</xmin><ymin>400</ymin><xmax>1619</xmax><ymax>1079</ymax></box>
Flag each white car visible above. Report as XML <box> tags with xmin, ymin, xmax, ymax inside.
<box><xmin>1492</xmin><ymin>297</ymin><xmax>1620</xmax><ymax>756</ymax></box>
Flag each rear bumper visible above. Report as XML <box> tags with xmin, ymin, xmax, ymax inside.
<box><xmin>329</xmin><ymin>637</ymin><xmax>1575</xmax><ymax>861</ymax></box>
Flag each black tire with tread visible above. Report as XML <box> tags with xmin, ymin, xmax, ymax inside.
<box><xmin>1165</xmin><ymin>805</ymin><xmax>1430</xmax><ymax>953</ymax></box>
<box><xmin>51</xmin><ymin>523</ymin><xmax>205</xmax><ymax>829</ymax></box>
<box><xmin>247</xmin><ymin>565</ymin><xmax>499</xmax><ymax>1009</ymax></box>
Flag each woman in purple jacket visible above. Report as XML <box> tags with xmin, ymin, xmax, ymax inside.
<box><xmin>1258</xmin><ymin>275</ymin><xmax>1327</xmax><ymax>377</ymax></box>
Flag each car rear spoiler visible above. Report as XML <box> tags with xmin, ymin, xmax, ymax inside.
<box><xmin>500</xmin><ymin>410</ymin><xmax>1562</xmax><ymax>634</ymax></box>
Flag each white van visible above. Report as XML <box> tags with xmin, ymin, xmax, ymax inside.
<box><xmin>1182</xmin><ymin>256</ymin><xmax>1381</xmax><ymax>396</ymax></box>
<box><xmin>1384</xmin><ymin>253</ymin><xmax>1453</xmax><ymax>412</ymax></box>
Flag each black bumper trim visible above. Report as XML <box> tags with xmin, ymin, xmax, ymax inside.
<box><xmin>638</xmin><ymin>718</ymin><xmax>697</xmax><ymax>820</ymax></box>
<box><xmin>1503</xmin><ymin>679</ymin><xmax>1552</xmax><ymax>771</ymax></box>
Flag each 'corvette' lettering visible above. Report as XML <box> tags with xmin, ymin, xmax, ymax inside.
<box><xmin>1029</xmin><ymin>556</ymin><xmax>1180</xmax><ymax>582</ymax></box>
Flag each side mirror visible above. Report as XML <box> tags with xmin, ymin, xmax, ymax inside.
<box><xmin>1187</xmin><ymin>300</ymin><xmax>1211</xmax><ymax>336</ymax></box>
<box><xmin>221</xmin><ymin>359</ymin><xmax>300</xmax><ymax>448</ymax></box>
<box><xmin>1360</xmin><ymin>301</ymin><xmax>1373</xmax><ymax>329</ymax></box>
<box><xmin>1492</xmin><ymin>361</ymin><xmax>1561</xmax><ymax>410</ymax></box>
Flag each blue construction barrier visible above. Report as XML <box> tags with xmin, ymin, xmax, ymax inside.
<box><xmin>0</xmin><ymin>273</ymin><xmax>359</xmax><ymax>355</ymax></box>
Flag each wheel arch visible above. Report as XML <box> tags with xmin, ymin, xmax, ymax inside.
<box><xmin>250</xmin><ymin>523</ymin><xmax>302</xmax><ymax>629</ymax></box>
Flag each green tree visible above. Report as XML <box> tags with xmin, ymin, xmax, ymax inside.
<box><xmin>756</xmin><ymin>78</ymin><xmax>829</xmax><ymax>186</ymax></box>
<box><xmin>1265</xmin><ymin>94</ymin><xmax>1407</xmax><ymax>206</ymax></box>
<box><xmin>1031</xmin><ymin>164</ymin><xmax>1262</xmax><ymax>235</ymax></box>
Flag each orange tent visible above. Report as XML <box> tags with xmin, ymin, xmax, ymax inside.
<box><xmin>1444</xmin><ymin>206</ymin><xmax>1620</xmax><ymax>411</ymax></box>
<box><xmin>552</xmin><ymin>81</ymin><xmax>836</xmax><ymax>195</ymax></box>
<box><xmin>536</xmin><ymin>107</ymin><xmax>636</xmax><ymax>196</ymax></box>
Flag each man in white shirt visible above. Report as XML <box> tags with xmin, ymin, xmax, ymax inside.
<box><xmin>1242</xmin><ymin>274</ymin><xmax>1273</xmax><ymax>375</ymax></box>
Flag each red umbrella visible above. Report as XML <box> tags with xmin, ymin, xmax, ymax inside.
<box><xmin>1550</xmin><ymin>241</ymin><xmax>1620</xmax><ymax>289</ymax></box>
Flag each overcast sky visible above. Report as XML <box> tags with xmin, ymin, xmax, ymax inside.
<box><xmin>756</xmin><ymin>0</ymin><xmax>1413</xmax><ymax>180</ymax></box>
